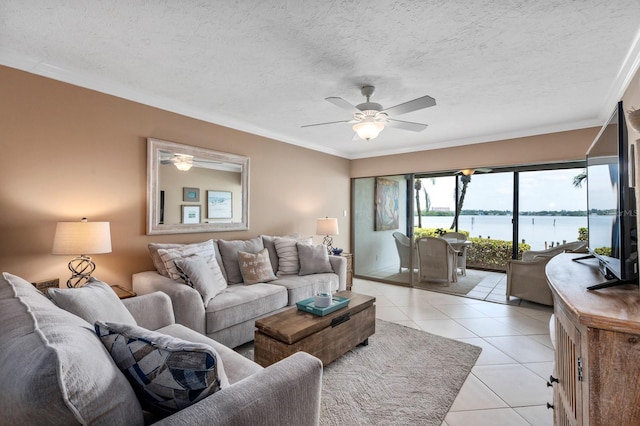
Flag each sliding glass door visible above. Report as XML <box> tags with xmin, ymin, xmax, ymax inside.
<box><xmin>352</xmin><ymin>162</ymin><xmax>586</xmax><ymax>284</ymax></box>
<box><xmin>455</xmin><ymin>172</ymin><xmax>514</xmax><ymax>242</ymax></box>
<box><xmin>517</xmin><ymin>168</ymin><xmax>587</xmax><ymax>252</ymax></box>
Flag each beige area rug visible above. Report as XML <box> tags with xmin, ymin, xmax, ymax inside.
<box><xmin>387</xmin><ymin>269</ymin><xmax>487</xmax><ymax>295</ymax></box>
<box><xmin>236</xmin><ymin>319</ymin><xmax>482</xmax><ymax>425</ymax></box>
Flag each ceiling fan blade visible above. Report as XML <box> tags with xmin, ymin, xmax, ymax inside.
<box><xmin>325</xmin><ymin>97</ymin><xmax>361</xmax><ymax>113</ymax></box>
<box><xmin>382</xmin><ymin>95</ymin><xmax>436</xmax><ymax>116</ymax></box>
<box><xmin>386</xmin><ymin>119</ymin><xmax>428</xmax><ymax>132</ymax></box>
<box><xmin>301</xmin><ymin>119</ymin><xmax>352</xmax><ymax>128</ymax></box>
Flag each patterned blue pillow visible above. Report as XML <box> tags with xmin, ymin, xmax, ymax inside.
<box><xmin>95</xmin><ymin>321</ymin><xmax>228</xmax><ymax>415</ymax></box>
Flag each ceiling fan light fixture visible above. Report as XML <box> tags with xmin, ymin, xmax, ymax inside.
<box><xmin>175</xmin><ymin>161</ymin><xmax>193</xmax><ymax>171</ymax></box>
<box><xmin>353</xmin><ymin>120</ymin><xmax>385</xmax><ymax>141</ymax></box>
<box><xmin>461</xmin><ymin>169</ymin><xmax>475</xmax><ymax>176</ymax></box>
<box><xmin>172</xmin><ymin>154</ymin><xmax>194</xmax><ymax>171</ymax></box>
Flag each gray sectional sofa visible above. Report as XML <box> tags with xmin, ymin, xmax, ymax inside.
<box><xmin>0</xmin><ymin>272</ymin><xmax>323</xmax><ymax>425</ymax></box>
<box><xmin>133</xmin><ymin>235</ymin><xmax>347</xmax><ymax>348</ymax></box>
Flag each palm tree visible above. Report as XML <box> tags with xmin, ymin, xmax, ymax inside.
<box><xmin>451</xmin><ymin>174</ymin><xmax>471</xmax><ymax>229</ymax></box>
<box><xmin>573</xmin><ymin>169</ymin><xmax>587</xmax><ymax>188</ymax></box>
<box><xmin>414</xmin><ymin>179</ymin><xmax>423</xmax><ymax>228</ymax></box>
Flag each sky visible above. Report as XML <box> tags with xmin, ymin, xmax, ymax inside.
<box><xmin>419</xmin><ymin>168</ymin><xmax>587</xmax><ymax>212</ymax></box>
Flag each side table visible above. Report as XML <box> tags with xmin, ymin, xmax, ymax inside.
<box><xmin>340</xmin><ymin>252</ymin><xmax>353</xmax><ymax>291</ymax></box>
<box><xmin>111</xmin><ymin>285</ymin><xmax>136</xmax><ymax>299</ymax></box>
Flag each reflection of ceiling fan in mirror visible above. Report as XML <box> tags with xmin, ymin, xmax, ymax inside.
<box><xmin>160</xmin><ymin>152</ymin><xmax>240</xmax><ymax>172</ymax></box>
<box><xmin>456</xmin><ymin>168</ymin><xmax>492</xmax><ymax>176</ymax></box>
<box><xmin>302</xmin><ymin>85</ymin><xmax>436</xmax><ymax>141</ymax></box>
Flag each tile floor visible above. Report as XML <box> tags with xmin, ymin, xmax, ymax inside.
<box><xmin>351</xmin><ymin>273</ymin><xmax>555</xmax><ymax>426</ymax></box>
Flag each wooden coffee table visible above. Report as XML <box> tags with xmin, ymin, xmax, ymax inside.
<box><xmin>254</xmin><ymin>291</ymin><xmax>376</xmax><ymax>367</ymax></box>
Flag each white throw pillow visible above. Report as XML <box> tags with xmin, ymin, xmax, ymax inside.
<box><xmin>174</xmin><ymin>255</ymin><xmax>227</xmax><ymax>307</ymax></box>
<box><xmin>274</xmin><ymin>236</ymin><xmax>313</xmax><ymax>275</ymax></box>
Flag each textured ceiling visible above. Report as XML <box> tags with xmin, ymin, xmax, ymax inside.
<box><xmin>2</xmin><ymin>1</ymin><xmax>640</xmax><ymax>159</ymax></box>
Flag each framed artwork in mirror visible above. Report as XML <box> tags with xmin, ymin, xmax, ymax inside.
<box><xmin>182</xmin><ymin>187</ymin><xmax>200</xmax><ymax>202</ymax></box>
<box><xmin>207</xmin><ymin>190</ymin><xmax>232</xmax><ymax>219</ymax></box>
<box><xmin>181</xmin><ymin>205</ymin><xmax>201</xmax><ymax>224</ymax></box>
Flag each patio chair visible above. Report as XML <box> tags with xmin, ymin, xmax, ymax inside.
<box><xmin>441</xmin><ymin>232</ymin><xmax>469</xmax><ymax>276</ymax></box>
<box><xmin>392</xmin><ymin>232</ymin><xmax>417</xmax><ymax>272</ymax></box>
<box><xmin>416</xmin><ymin>237</ymin><xmax>458</xmax><ymax>285</ymax></box>
<box><xmin>506</xmin><ymin>240</ymin><xmax>587</xmax><ymax>306</ymax></box>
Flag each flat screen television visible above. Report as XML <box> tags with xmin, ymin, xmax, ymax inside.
<box><xmin>584</xmin><ymin>100</ymin><xmax>638</xmax><ymax>288</ymax></box>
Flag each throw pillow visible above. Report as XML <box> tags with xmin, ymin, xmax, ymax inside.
<box><xmin>238</xmin><ymin>248</ymin><xmax>277</xmax><ymax>285</ymax></box>
<box><xmin>174</xmin><ymin>255</ymin><xmax>227</xmax><ymax>307</ymax></box>
<box><xmin>217</xmin><ymin>237</ymin><xmax>264</xmax><ymax>284</ymax></box>
<box><xmin>48</xmin><ymin>278</ymin><xmax>137</xmax><ymax>326</ymax></box>
<box><xmin>156</xmin><ymin>240</ymin><xmax>217</xmax><ymax>281</ymax></box>
<box><xmin>148</xmin><ymin>242</ymin><xmax>183</xmax><ymax>277</ymax></box>
<box><xmin>261</xmin><ymin>234</ymin><xmax>299</xmax><ymax>274</ymax></box>
<box><xmin>297</xmin><ymin>243</ymin><xmax>334</xmax><ymax>276</ymax></box>
<box><xmin>274</xmin><ymin>236</ymin><xmax>313</xmax><ymax>275</ymax></box>
<box><xmin>95</xmin><ymin>321</ymin><xmax>229</xmax><ymax>415</ymax></box>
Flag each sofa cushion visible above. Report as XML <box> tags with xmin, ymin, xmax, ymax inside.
<box><xmin>271</xmin><ymin>273</ymin><xmax>339</xmax><ymax>306</ymax></box>
<box><xmin>238</xmin><ymin>248</ymin><xmax>277</xmax><ymax>285</ymax></box>
<box><xmin>217</xmin><ymin>237</ymin><xmax>264</xmax><ymax>284</ymax></box>
<box><xmin>274</xmin><ymin>236</ymin><xmax>312</xmax><ymax>275</ymax></box>
<box><xmin>297</xmin><ymin>243</ymin><xmax>334</xmax><ymax>275</ymax></box>
<box><xmin>157</xmin><ymin>240</ymin><xmax>217</xmax><ymax>281</ymax></box>
<box><xmin>205</xmin><ymin>283</ymin><xmax>287</xmax><ymax>334</ymax></box>
<box><xmin>0</xmin><ymin>272</ymin><xmax>143</xmax><ymax>425</ymax></box>
<box><xmin>95</xmin><ymin>321</ymin><xmax>229</xmax><ymax>415</ymax></box>
<box><xmin>174</xmin><ymin>255</ymin><xmax>228</xmax><ymax>308</ymax></box>
<box><xmin>48</xmin><ymin>277</ymin><xmax>137</xmax><ymax>325</ymax></box>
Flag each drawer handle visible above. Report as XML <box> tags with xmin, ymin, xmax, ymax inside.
<box><xmin>331</xmin><ymin>313</ymin><xmax>350</xmax><ymax>327</ymax></box>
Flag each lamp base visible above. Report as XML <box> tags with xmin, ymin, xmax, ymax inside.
<box><xmin>322</xmin><ymin>235</ymin><xmax>334</xmax><ymax>255</ymax></box>
<box><xmin>66</xmin><ymin>255</ymin><xmax>95</xmax><ymax>288</ymax></box>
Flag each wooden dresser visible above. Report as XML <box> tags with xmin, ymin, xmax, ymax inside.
<box><xmin>546</xmin><ymin>253</ymin><xmax>640</xmax><ymax>425</ymax></box>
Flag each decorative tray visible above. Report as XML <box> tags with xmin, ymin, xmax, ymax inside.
<box><xmin>296</xmin><ymin>295</ymin><xmax>350</xmax><ymax>316</ymax></box>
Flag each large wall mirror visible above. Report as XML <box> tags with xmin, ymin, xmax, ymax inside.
<box><xmin>147</xmin><ymin>138</ymin><xmax>249</xmax><ymax>235</ymax></box>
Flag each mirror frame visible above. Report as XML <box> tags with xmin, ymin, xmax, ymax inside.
<box><xmin>147</xmin><ymin>138</ymin><xmax>250</xmax><ymax>235</ymax></box>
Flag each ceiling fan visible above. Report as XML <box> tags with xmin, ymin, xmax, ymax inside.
<box><xmin>160</xmin><ymin>153</ymin><xmax>232</xmax><ymax>172</ymax></box>
<box><xmin>302</xmin><ymin>85</ymin><xmax>436</xmax><ymax>141</ymax></box>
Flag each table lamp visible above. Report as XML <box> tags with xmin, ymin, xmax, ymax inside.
<box><xmin>316</xmin><ymin>217</ymin><xmax>339</xmax><ymax>255</ymax></box>
<box><xmin>52</xmin><ymin>218</ymin><xmax>112</xmax><ymax>287</ymax></box>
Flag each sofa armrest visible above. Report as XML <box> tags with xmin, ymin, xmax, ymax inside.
<box><xmin>122</xmin><ymin>292</ymin><xmax>175</xmax><ymax>330</ymax></box>
<box><xmin>132</xmin><ymin>271</ymin><xmax>206</xmax><ymax>334</ymax></box>
<box><xmin>156</xmin><ymin>352</ymin><xmax>323</xmax><ymax>426</ymax></box>
<box><xmin>328</xmin><ymin>255</ymin><xmax>347</xmax><ymax>291</ymax></box>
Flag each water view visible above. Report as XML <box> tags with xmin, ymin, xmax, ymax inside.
<box><xmin>416</xmin><ymin>214</ymin><xmax>611</xmax><ymax>250</ymax></box>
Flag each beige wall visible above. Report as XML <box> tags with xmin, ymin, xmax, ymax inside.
<box><xmin>350</xmin><ymin>127</ymin><xmax>599</xmax><ymax>178</ymax></box>
<box><xmin>0</xmin><ymin>66</ymin><xmax>351</xmax><ymax>289</ymax></box>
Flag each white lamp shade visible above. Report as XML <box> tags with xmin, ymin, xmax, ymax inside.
<box><xmin>316</xmin><ymin>217</ymin><xmax>339</xmax><ymax>236</ymax></box>
<box><xmin>52</xmin><ymin>221</ymin><xmax>112</xmax><ymax>255</ymax></box>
